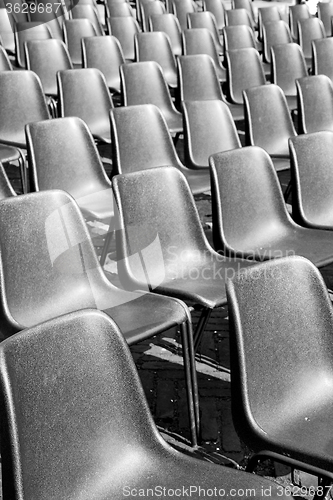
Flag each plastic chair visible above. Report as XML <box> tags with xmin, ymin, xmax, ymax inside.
<box><xmin>187</xmin><ymin>11</ymin><xmax>223</xmax><ymax>54</ymax></box>
<box><xmin>14</xmin><ymin>21</ymin><xmax>52</xmax><ymax>68</ymax></box>
<box><xmin>106</xmin><ymin>0</ymin><xmax>133</xmax><ymax>17</ymax></box>
<box><xmin>226</xmin><ymin>47</ymin><xmax>266</xmax><ymax>105</ymax></box>
<box><xmin>107</xmin><ymin>1</ymin><xmax>134</xmax><ymax>16</ymax></box>
<box><xmin>313</xmin><ymin>37</ymin><xmax>333</xmax><ymax>81</ymax></box>
<box><xmin>82</xmin><ymin>35</ymin><xmax>124</xmax><ymax>94</ymax></box>
<box><xmin>182</xmin><ymin>28</ymin><xmax>226</xmax><ymax>83</ymax></box>
<box><xmin>226</xmin><ymin>255</ymin><xmax>333</xmax><ymax>484</ymax></box>
<box><xmin>243</xmin><ymin>84</ymin><xmax>297</xmax><ymax>172</ymax></box>
<box><xmin>112</xmin><ymin>165</ymin><xmax>254</xmax><ymax>351</ymax></box>
<box><xmin>271</xmin><ymin>42</ymin><xmax>307</xmax><ymax>111</ymax></box>
<box><xmin>182</xmin><ymin>99</ymin><xmax>241</xmax><ymax>170</ymax></box>
<box><xmin>289</xmin><ymin>130</ymin><xmax>333</xmax><ymax>230</ymax></box>
<box><xmin>149</xmin><ymin>13</ymin><xmax>182</xmax><ymax>57</ymax></box>
<box><xmin>298</xmin><ymin>17</ymin><xmax>326</xmax><ymax>68</ymax></box>
<box><xmin>203</xmin><ymin>0</ymin><xmax>225</xmax><ymax>32</ymax></box>
<box><xmin>318</xmin><ymin>0</ymin><xmax>333</xmax><ymax>36</ymax></box>
<box><xmin>141</xmin><ymin>0</ymin><xmax>165</xmax><ymax>31</ymax></box>
<box><xmin>110</xmin><ymin>104</ymin><xmax>211</xmax><ymax>193</ymax></box>
<box><xmin>135</xmin><ymin>0</ymin><xmax>153</xmax><ymax>23</ymax></box>
<box><xmin>107</xmin><ymin>16</ymin><xmax>140</xmax><ymax>60</ymax></box>
<box><xmin>135</xmin><ymin>31</ymin><xmax>177</xmax><ymax>89</ymax></box>
<box><xmin>172</xmin><ymin>0</ymin><xmax>196</xmax><ymax>30</ymax></box>
<box><xmin>71</xmin><ymin>3</ymin><xmax>104</xmax><ymax>35</ymax></box>
<box><xmin>0</xmin><ymin>8</ymin><xmax>15</xmax><ymax>55</ymax></box>
<box><xmin>258</xmin><ymin>6</ymin><xmax>281</xmax><ymax>40</ymax></box>
<box><xmin>177</xmin><ymin>54</ymin><xmax>244</xmax><ymax>122</ymax></box>
<box><xmin>121</xmin><ymin>61</ymin><xmax>182</xmax><ymax>136</ymax></box>
<box><xmin>225</xmin><ymin>7</ymin><xmax>253</xmax><ymax>29</ymax></box>
<box><xmin>296</xmin><ymin>74</ymin><xmax>333</xmax><ymax>134</ymax></box>
<box><xmin>0</xmin><ymin>192</ymin><xmax>199</xmax><ymax>447</ymax></box>
<box><xmin>232</xmin><ymin>0</ymin><xmax>256</xmax><ymax>29</ymax></box>
<box><xmin>29</xmin><ymin>10</ymin><xmax>63</xmax><ymax>39</ymax></box>
<box><xmin>289</xmin><ymin>3</ymin><xmax>310</xmax><ymax>40</ymax></box>
<box><xmin>0</xmin><ymin>308</ymin><xmax>293</xmax><ymax>499</ymax></box>
<box><xmin>209</xmin><ymin>146</ymin><xmax>333</xmax><ymax>264</ymax></box>
<box><xmin>63</xmin><ymin>18</ymin><xmax>97</xmax><ymax>67</ymax></box>
<box><xmin>262</xmin><ymin>19</ymin><xmax>292</xmax><ymax>64</ymax></box>
<box><xmin>58</xmin><ymin>68</ymin><xmax>113</xmax><ymax>144</ymax></box>
<box><xmin>25</xmin><ymin>39</ymin><xmax>72</xmax><ymax>97</ymax></box>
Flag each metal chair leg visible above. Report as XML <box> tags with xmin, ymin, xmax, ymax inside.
<box><xmin>194</xmin><ymin>307</ymin><xmax>212</xmax><ymax>352</ymax></box>
<box><xmin>17</xmin><ymin>148</ymin><xmax>27</xmax><ymax>194</ymax></box>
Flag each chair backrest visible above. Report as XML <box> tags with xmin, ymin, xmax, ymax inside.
<box><xmin>135</xmin><ymin>31</ymin><xmax>177</xmax><ymax>88</ymax></box>
<box><xmin>71</xmin><ymin>3</ymin><xmax>104</xmax><ymax>35</ymax></box>
<box><xmin>149</xmin><ymin>13</ymin><xmax>182</xmax><ymax>57</ymax></box>
<box><xmin>183</xmin><ymin>99</ymin><xmax>241</xmax><ymax>169</ymax></box>
<box><xmin>107</xmin><ymin>16</ymin><xmax>140</xmax><ymax>60</ymax></box>
<box><xmin>57</xmin><ymin>68</ymin><xmax>113</xmax><ymax>138</ymax></box>
<box><xmin>25</xmin><ymin>38</ymin><xmax>72</xmax><ymax>96</ymax></box>
<box><xmin>177</xmin><ymin>54</ymin><xmax>223</xmax><ymax>102</ymax></box>
<box><xmin>203</xmin><ymin>0</ymin><xmax>225</xmax><ymax>31</ymax></box>
<box><xmin>225</xmin><ymin>7</ymin><xmax>253</xmax><ymax>29</ymax></box>
<box><xmin>296</xmin><ymin>74</ymin><xmax>333</xmax><ymax>134</ymax></box>
<box><xmin>271</xmin><ymin>42</ymin><xmax>307</xmax><ymax>97</ymax></box>
<box><xmin>0</xmin><ymin>70</ymin><xmax>49</xmax><ymax>147</ymax></box>
<box><xmin>318</xmin><ymin>1</ymin><xmax>333</xmax><ymax>36</ymax></box>
<box><xmin>262</xmin><ymin>20</ymin><xmax>292</xmax><ymax>64</ymax></box>
<box><xmin>135</xmin><ymin>0</ymin><xmax>153</xmax><ymax>23</ymax></box>
<box><xmin>289</xmin><ymin>3</ymin><xmax>310</xmax><ymax>39</ymax></box>
<box><xmin>82</xmin><ymin>35</ymin><xmax>125</xmax><ymax>93</ymax></box>
<box><xmin>0</xmin><ymin>8</ymin><xmax>15</xmax><ymax>54</ymax></box>
<box><xmin>226</xmin><ymin>47</ymin><xmax>266</xmax><ymax>105</ymax></box>
<box><xmin>187</xmin><ymin>11</ymin><xmax>221</xmax><ymax>52</ymax></box>
<box><xmin>28</xmin><ymin>10</ymin><xmax>63</xmax><ymax>39</ymax></box>
<box><xmin>107</xmin><ymin>1</ymin><xmax>134</xmax><ymax>16</ymax></box>
<box><xmin>289</xmin><ymin>130</ymin><xmax>333</xmax><ymax>228</ymax></box>
<box><xmin>223</xmin><ymin>24</ymin><xmax>256</xmax><ymax>52</ymax></box>
<box><xmin>0</xmin><ymin>161</ymin><xmax>16</xmax><ymax>198</ymax></box>
<box><xmin>209</xmin><ymin>146</ymin><xmax>292</xmax><ymax>255</ymax></box>
<box><xmin>141</xmin><ymin>0</ymin><xmax>165</xmax><ymax>31</ymax></box>
<box><xmin>26</xmin><ymin>117</ymin><xmax>111</xmax><ymax>197</ymax></box>
<box><xmin>258</xmin><ymin>6</ymin><xmax>280</xmax><ymax>40</ymax></box>
<box><xmin>298</xmin><ymin>17</ymin><xmax>325</xmax><ymax>60</ymax></box>
<box><xmin>0</xmin><ymin>43</ymin><xmax>12</xmax><ymax>70</ymax></box>
<box><xmin>14</xmin><ymin>21</ymin><xmax>52</xmax><ymax>68</ymax></box>
<box><xmin>243</xmin><ymin>83</ymin><xmax>296</xmax><ymax>155</ymax></box>
<box><xmin>110</xmin><ymin>103</ymin><xmax>184</xmax><ymax>174</ymax></box>
<box><xmin>172</xmin><ymin>0</ymin><xmax>196</xmax><ymax>30</ymax></box>
<box><xmin>0</xmin><ymin>308</ymin><xmax>160</xmax><ymax>499</ymax></box>
<box><xmin>63</xmin><ymin>18</ymin><xmax>97</xmax><ymax>66</ymax></box>
<box><xmin>312</xmin><ymin>37</ymin><xmax>333</xmax><ymax>81</ymax></box>
<box><xmin>232</xmin><ymin>0</ymin><xmax>255</xmax><ymax>24</ymax></box>
<box><xmin>183</xmin><ymin>28</ymin><xmax>221</xmax><ymax>68</ymax></box>
<box><xmin>226</xmin><ymin>255</ymin><xmax>333</xmax><ymax>452</ymax></box>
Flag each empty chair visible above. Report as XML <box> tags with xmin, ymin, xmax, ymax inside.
<box><xmin>313</xmin><ymin>37</ymin><xmax>333</xmax><ymax>81</ymax></box>
<box><xmin>172</xmin><ymin>0</ymin><xmax>196</xmax><ymax>30</ymax></box>
<box><xmin>107</xmin><ymin>1</ymin><xmax>134</xmax><ymax>16</ymax></box>
<box><xmin>141</xmin><ymin>0</ymin><xmax>165</xmax><ymax>31</ymax></box>
<box><xmin>135</xmin><ymin>0</ymin><xmax>153</xmax><ymax>23</ymax></box>
<box><xmin>63</xmin><ymin>18</ymin><xmax>97</xmax><ymax>67</ymax></box>
<box><xmin>318</xmin><ymin>0</ymin><xmax>333</xmax><ymax>36</ymax></box>
<box><xmin>71</xmin><ymin>3</ymin><xmax>104</xmax><ymax>36</ymax></box>
<box><xmin>243</xmin><ymin>84</ymin><xmax>297</xmax><ymax>172</ymax></box>
<box><xmin>289</xmin><ymin>131</ymin><xmax>333</xmax><ymax>229</ymax></box>
<box><xmin>226</xmin><ymin>47</ymin><xmax>266</xmax><ymax>105</ymax></box>
<box><xmin>178</xmin><ymin>54</ymin><xmax>244</xmax><ymax>122</ymax></box>
<box><xmin>298</xmin><ymin>17</ymin><xmax>326</xmax><ymax>68</ymax></box>
<box><xmin>0</xmin><ymin>8</ymin><xmax>15</xmax><ymax>54</ymax></box>
<box><xmin>135</xmin><ymin>31</ymin><xmax>177</xmax><ymax>89</ymax></box>
<box><xmin>121</xmin><ymin>61</ymin><xmax>182</xmax><ymax>136</ymax></box>
<box><xmin>0</xmin><ymin>308</ymin><xmax>292</xmax><ymax>499</ymax></box>
<box><xmin>187</xmin><ymin>11</ymin><xmax>222</xmax><ymax>53</ymax></box>
<box><xmin>82</xmin><ymin>35</ymin><xmax>125</xmax><ymax>94</ymax></box>
<box><xmin>271</xmin><ymin>42</ymin><xmax>307</xmax><ymax>111</ymax></box>
<box><xmin>14</xmin><ymin>21</ymin><xmax>52</xmax><ymax>69</ymax></box>
<box><xmin>209</xmin><ymin>146</ymin><xmax>333</xmax><ymax>264</ymax></box>
<box><xmin>262</xmin><ymin>19</ymin><xmax>292</xmax><ymax>64</ymax></box>
<box><xmin>258</xmin><ymin>6</ymin><xmax>281</xmax><ymax>40</ymax></box>
<box><xmin>226</xmin><ymin>255</ymin><xmax>333</xmax><ymax>483</ymax></box>
<box><xmin>289</xmin><ymin>3</ymin><xmax>310</xmax><ymax>40</ymax></box>
<box><xmin>232</xmin><ymin>0</ymin><xmax>256</xmax><ymax>28</ymax></box>
<box><xmin>225</xmin><ymin>8</ymin><xmax>253</xmax><ymax>29</ymax></box>
<box><xmin>203</xmin><ymin>0</ymin><xmax>225</xmax><ymax>32</ymax></box>
<box><xmin>107</xmin><ymin>16</ymin><xmax>140</xmax><ymax>60</ymax></box>
<box><xmin>58</xmin><ymin>68</ymin><xmax>113</xmax><ymax>143</ymax></box>
<box><xmin>25</xmin><ymin>39</ymin><xmax>72</xmax><ymax>98</ymax></box>
<box><xmin>149</xmin><ymin>13</ymin><xmax>182</xmax><ymax>57</ymax></box>
<box><xmin>29</xmin><ymin>9</ymin><xmax>63</xmax><ymax>39</ymax></box>
<box><xmin>183</xmin><ymin>28</ymin><xmax>226</xmax><ymax>82</ymax></box>
<box><xmin>297</xmin><ymin>74</ymin><xmax>333</xmax><ymax>134</ymax></box>
<box><xmin>110</xmin><ymin>104</ymin><xmax>211</xmax><ymax>194</ymax></box>
<box><xmin>182</xmin><ymin>99</ymin><xmax>241</xmax><ymax>170</ymax></box>
<box><xmin>223</xmin><ymin>24</ymin><xmax>256</xmax><ymax>51</ymax></box>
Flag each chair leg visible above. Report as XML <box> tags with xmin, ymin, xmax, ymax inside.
<box><xmin>17</xmin><ymin>148</ymin><xmax>27</xmax><ymax>194</ymax></box>
<box><xmin>194</xmin><ymin>307</ymin><xmax>212</xmax><ymax>352</ymax></box>
<box><xmin>99</xmin><ymin>227</ymin><xmax>114</xmax><ymax>267</ymax></box>
<box><xmin>284</xmin><ymin>179</ymin><xmax>292</xmax><ymax>203</ymax></box>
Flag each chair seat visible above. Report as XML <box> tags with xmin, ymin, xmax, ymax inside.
<box><xmin>179</xmin><ymin>166</ymin><xmax>211</xmax><ymax>194</ymax></box>
<box><xmin>165</xmin><ymin>111</ymin><xmax>183</xmax><ymax>134</ymax></box>
<box><xmin>227</xmin><ymin>102</ymin><xmax>244</xmax><ymax>121</ymax></box>
<box><xmin>271</xmin><ymin>156</ymin><xmax>290</xmax><ymax>172</ymax></box>
<box><xmin>92</xmin><ymin>125</ymin><xmax>112</xmax><ymax>144</ymax></box>
<box><xmin>216</xmin><ymin>64</ymin><xmax>227</xmax><ymax>82</ymax></box>
<box><xmin>77</xmin><ymin>188</ymin><xmax>114</xmax><ymax>221</ymax></box>
<box><xmin>0</xmin><ymin>144</ymin><xmax>21</xmax><ymax>163</ymax></box>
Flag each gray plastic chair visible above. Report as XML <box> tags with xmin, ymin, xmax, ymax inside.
<box><xmin>203</xmin><ymin>0</ymin><xmax>225</xmax><ymax>32</ymax></box>
<box><xmin>243</xmin><ymin>83</ymin><xmax>296</xmax><ymax>172</ymax></box>
<box><xmin>312</xmin><ymin>37</ymin><xmax>333</xmax><ymax>81</ymax></box>
<box><xmin>135</xmin><ymin>31</ymin><xmax>177</xmax><ymax>89</ymax></box>
<box><xmin>110</xmin><ymin>104</ymin><xmax>211</xmax><ymax>194</ymax></box>
<box><xmin>172</xmin><ymin>0</ymin><xmax>196</xmax><ymax>30</ymax></box>
<box><xmin>141</xmin><ymin>0</ymin><xmax>165</xmax><ymax>31</ymax></box>
<box><xmin>262</xmin><ymin>19</ymin><xmax>292</xmax><ymax>64</ymax></box>
<box><xmin>225</xmin><ymin>8</ymin><xmax>253</xmax><ymax>29</ymax></box>
<box><xmin>226</xmin><ymin>255</ymin><xmax>333</xmax><ymax>485</ymax></box>
<box><xmin>187</xmin><ymin>11</ymin><xmax>222</xmax><ymax>54</ymax></box>
<box><xmin>135</xmin><ymin>0</ymin><xmax>153</xmax><ymax>23</ymax></box>
<box><xmin>296</xmin><ymin>74</ymin><xmax>333</xmax><ymax>134</ymax></box>
<box><xmin>289</xmin><ymin>3</ymin><xmax>310</xmax><ymax>40</ymax></box>
<box><xmin>182</xmin><ymin>99</ymin><xmax>241</xmax><ymax>170</ymax></box>
<box><xmin>149</xmin><ymin>13</ymin><xmax>182</xmax><ymax>56</ymax></box>
<box><xmin>232</xmin><ymin>0</ymin><xmax>256</xmax><ymax>28</ymax></box>
<box><xmin>226</xmin><ymin>47</ymin><xmax>266</xmax><ymax>105</ymax></box>
<box><xmin>289</xmin><ymin>130</ymin><xmax>333</xmax><ymax>230</ymax></box>
<box><xmin>107</xmin><ymin>1</ymin><xmax>134</xmax><ymax>17</ymax></box>
<box><xmin>223</xmin><ymin>24</ymin><xmax>256</xmax><ymax>51</ymax></box>
<box><xmin>318</xmin><ymin>0</ymin><xmax>333</xmax><ymax>36</ymax></box>
<box><xmin>258</xmin><ymin>6</ymin><xmax>281</xmax><ymax>40</ymax></box>
<box><xmin>121</xmin><ymin>61</ymin><xmax>182</xmax><ymax>136</ymax></box>
<box><xmin>183</xmin><ymin>28</ymin><xmax>226</xmax><ymax>83</ymax></box>
<box><xmin>209</xmin><ymin>146</ymin><xmax>333</xmax><ymax>264</ymax></box>
<box><xmin>298</xmin><ymin>17</ymin><xmax>326</xmax><ymax>68</ymax></box>
<box><xmin>28</xmin><ymin>10</ymin><xmax>64</xmax><ymax>39</ymax></box>
<box><xmin>0</xmin><ymin>308</ymin><xmax>292</xmax><ymax>499</ymax></box>
<box><xmin>82</xmin><ymin>35</ymin><xmax>125</xmax><ymax>94</ymax></box>
<box><xmin>107</xmin><ymin>16</ymin><xmax>140</xmax><ymax>60</ymax></box>
<box><xmin>58</xmin><ymin>68</ymin><xmax>113</xmax><ymax>144</ymax></box>
<box><xmin>71</xmin><ymin>3</ymin><xmax>104</xmax><ymax>35</ymax></box>
<box><xmin>14</xmin><ymin>21</ymin><xmax>52</xmax><ymax>68</ymax></box>
<box><xmin>63</xmin><ymin>18</ymin><xmax>97</xmax><ymax>67</ymax></box>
